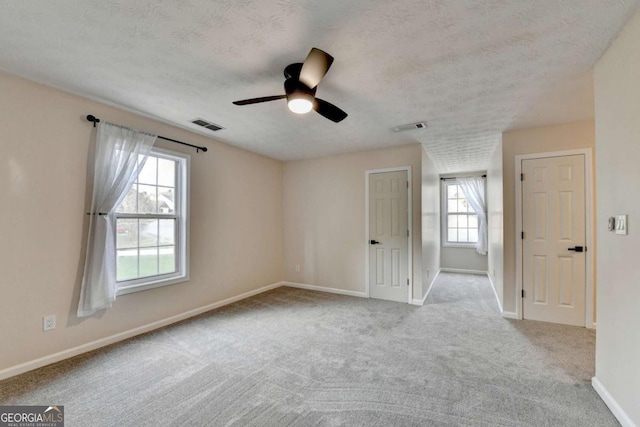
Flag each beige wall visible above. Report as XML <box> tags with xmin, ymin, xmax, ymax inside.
<box><xmin>441</xmin><ymin>247</ymin><xmax>488</xmax><ymax>271</ymax></box>
<box><xmin>501</xmin><ymin>121</ymin><xmax>595</xmax><ymax>314</ymax></box>
<box><xmin>487</xmin><ymin>140</ymin><xmax>504</xmax><ymax>309</ymax></box>
<box><xmin>594</xmin><ymin>9</ymin><xmax>640</xmax><ymax>425</ymax></box>
<box><xmin>283</xmin><ymin>145</ymin><xmax>423</xmax><ymax>299</ymax></box>
<box><xmin>421</xmin><ymin>146</ymin><xmax>440</xmax><ymax>298</ymax></box>
<box><xmin>0</xmin><ymin>71</ymin><xmax>284</xmax><ymax>371</ymax></box>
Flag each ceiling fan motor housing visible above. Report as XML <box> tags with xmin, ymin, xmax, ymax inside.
<box><xmin>283</xmin><ymin>63</ymin><xmax>302</xmax><ymax>80</ymax></box>
<box><xmin>285</xmin><ymin>77</ymin><xmax>316</xmax><ymax>97</ymax></box>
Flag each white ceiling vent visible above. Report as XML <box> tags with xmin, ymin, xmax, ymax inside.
<box><xmin>191</xmin><ymin>118</ymin><xmax>224</xmax><ymax>132</ymax></box>
<box><xmin>392</xmin><ymin>122</ymin><xmax>427</xmax><ymax>132</ymax></box>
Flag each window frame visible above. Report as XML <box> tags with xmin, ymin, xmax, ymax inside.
<box><xmin>115</xmin><ymin>147</ymin><xmax>190</xmax><ymax>295</ymax></box>
<box><xmin>441</xmin><ymin>180</ymin><xmax>479</xmax><ymax>249</ymax></box>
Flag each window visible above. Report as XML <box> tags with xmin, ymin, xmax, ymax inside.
<box><xmin>115</xmin><ymin>148</ymin><xmax>189</xmax><ymax>294</ymax></box>
<box><xmin>442</xmin><ymin>181</ymin><xmax>478</xmax><ymax>247</ymax></box>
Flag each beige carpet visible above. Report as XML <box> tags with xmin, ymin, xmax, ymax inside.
<box><xmin>0</xmin><ymin>273</ymin><xmax>617</xmax><ymax>426</ymax></box>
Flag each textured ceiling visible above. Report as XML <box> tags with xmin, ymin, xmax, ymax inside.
<box><xmin>0</xmin><ymin>1</ymin><xmax>637</xmax><ymax>172</ymax></box>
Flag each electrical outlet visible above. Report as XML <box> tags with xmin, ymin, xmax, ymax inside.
<box><xmin>43</xmin><ymin>315</ymin><xmax>56</xmax><ymax>331</ymax></box>
<box><xmin>295</xmin><ymin>265</ymin><xmax>301</xmax><ymax>273</ymax></box>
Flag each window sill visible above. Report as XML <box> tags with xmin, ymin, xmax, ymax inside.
<box><xmin>442</xmin><ymin>242</ymin><xmax>477</xmax><ymax>249</ymax></box>
<box><xmin>117</xmin><ymin>274</ymin><xmax>189</xmax><ymax>296</ymax></box>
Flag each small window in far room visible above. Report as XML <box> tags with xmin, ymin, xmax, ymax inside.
<box><xmin>442</xmin><ymin>182</ymin><xmax>478</xmax><ymax>247</ymax></box>
<box><xmin>114</xmin><ymin>148</ymin><xmax>189</xmax><ymax>295</ymax></box>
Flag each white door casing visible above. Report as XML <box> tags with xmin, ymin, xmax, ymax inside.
<box><xmin>520</xmin><ymin>154</ymin><xmax>587</xmax><ymax>326</ymax></box>
<box><xmin>366</xmin><ymin>169</ymin><xmax>410</xmax><ymax>303</ymax></box>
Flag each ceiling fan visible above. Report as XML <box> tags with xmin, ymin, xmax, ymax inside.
<box><xmin>233</xmin><ymin>48</ymin><xmax>348</xmax><ymax>123</ymax></box>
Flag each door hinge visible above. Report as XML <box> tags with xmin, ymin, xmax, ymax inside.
<box><xmin>522</xmin><ymin>289</ymin><xmax>526</xmax><ymax>298</ymax></box>
<box><xmin>406</xmin><ymin>181</ymin><xmax>409</xmax><ymax>188</ymax></box>
<box><xmin>407</xmin><ymin>229</ymin><xmax>409</xmax><ymax>237</ymax></box>
<box><xmin>407</xmin><ymin>278</ymin><xmax>410</xmax><ymax>286</ymax></box>
<box><xmin>521</xmin><ymin>173</ymin><xmax>524</xmax><ymax>181</ymax></box>
<box><xmin>521</xmin><ymin>231</ymin><xmax>525</xmax><ymax>239</ymax></box>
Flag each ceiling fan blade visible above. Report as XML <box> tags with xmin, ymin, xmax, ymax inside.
<box><xmin>314</xmin><ymin>98</ymin><xmax>347</xmax><ymax>123</ymax></box>
<box><xmin>232</xmin><ymin>95</ymin><xmax>286</xmax><ymax>105</ymax></box>
<box><xmin>299</xmin><ymin>48</ymin><xmax>334</xmax><ymax>89</ymax></box>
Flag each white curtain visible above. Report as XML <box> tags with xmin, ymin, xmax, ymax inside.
<box><xmin>78</xmin><ymin>122</ymin><xmax>156</xmax><ymax>317</ymax></box>
<box><xmin>458</xmin><ymin>176</ymin><xmax>488</xmax><ymax>256</ymax></box>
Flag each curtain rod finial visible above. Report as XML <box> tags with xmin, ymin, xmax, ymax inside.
<box><xmin>86</xmin><ymin>115</ymin><xmax>100</xmax><ymax>128</ymax></box>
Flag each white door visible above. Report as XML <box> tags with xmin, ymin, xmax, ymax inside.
<box><xmin>369</xmin><ymin>171</ymin><xmax>409</xmax><ymax>303</ymax></box>
<box><xmin>522</xmin><ymin>155</ymin><xmax>586</xmax><ymax>326</ymax></box>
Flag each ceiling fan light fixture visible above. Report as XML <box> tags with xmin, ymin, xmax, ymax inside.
<box><xmin>287</xmin><ymin>93</ymin><xmax>314</xmax><ymax>114</ymax></box>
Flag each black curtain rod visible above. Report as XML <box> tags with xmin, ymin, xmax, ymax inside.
<box><xmin>441</xmin><ymin>175</ymin><xmax>486</xmax><ymax>181</ymax></box>
<box><xmin>86</xmin><ymin>115</ymin><xmax>208</xmax><ymax>153</ymax></box>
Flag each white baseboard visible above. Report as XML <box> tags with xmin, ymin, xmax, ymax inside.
<box><xmin>283</xmin><ymin>282</ymin><xmax>368</xmax><ymax>299</ymax></box>
<box><xmin>440</xmin><ymin>268</ymin><xmax>487</xmax><ymax>275</ymax></box>
<box><xmin>412</xmin><ymin>268</ymin><xmax>441</xmax><ymax>305</ymax></box>
<box><xmin>501</xmin><ymin>311</ymin><xmax>518</xmax><ymax>319</ymax></box>
<box><xmin>0</xmin><ymin>281</ymin><xmax>284</xmax><ymax>381</ymax></box>
<box><xmin>410</xmin><ymin>299</ymin><xmax>422</xmax><ymax>305</ymax></box>
<box><xmin>592</xmin><ymin>377</ymin><xmax>637</xmax><ymax>427</ymax></box>
<box><xmin>486</xmin><ymin>273</ymin><xmax>504</xmax><ymax>313</ymax></box>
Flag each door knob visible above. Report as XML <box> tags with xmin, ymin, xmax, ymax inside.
<box><xmin>568</xmin><ymin>246</ymin><xmax>584</xmax><ymax>252</ymax></box>
<box><xmin>370</xmin><ymin>240</ymin><xmax>381</xmax><ymax>245</ymax></box>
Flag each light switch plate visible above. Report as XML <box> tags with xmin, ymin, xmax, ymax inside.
<box><xmin>615</xmin><ymin>215</ymin><xmax>628</xmax><ymax>235</ymax></box>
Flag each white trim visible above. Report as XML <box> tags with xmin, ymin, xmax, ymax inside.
<box><xmin>441</xmin><ymin>241</ymin><xmax>478</xmax><ymax>249</ymax></box>
<box><xmin>440</xmin><ymin>268</ymin><xmax>487</xmax><ymax>275</ymax></box>
<box><xmin>440</xmin><ymin>180</ymin><xmax>480</xmax><ymax>249</ymax></box>
<box><xmin>487</xmin><ymin>272</ymin><xmax>504</xmax><ymax>313</ymax></box>
<box><xmin>283</xmin><ymin>282</ymin><xmax>368</xmax><ymax>298</ymax></box>
<box><xmin>364</xmin><ymin>166</ymin><xmax>413</xmax><ymax>304</ymax></box>
<box><xmin>515</xmin><ymin>149</ymin><xmax>594</xmax><ymax>326</ymax></box>
<box><xmin>592</xmin><ymin>377</ymin><xmax>637</xmax><ymax>427</ymax></box>
<box><xmin>411</xmin><ymin>268</ymin><xmax>442</xmax><ymax>305</ymax></box>
<box><xmin>501</xmin><ymin>311</ymin><xmax>519</xmax><ymax>319</ymax></box>
<box><xmin>0</xmin><ymin>281</ymin><xmax>283</xmax><ymax>381</ymax></box>
<box><xmin>116</xmin><ymin>147</ymin><xmax>191</xmax><ymax>295</ymax></box>
<box><xmin>424</xmin><ymin>268</ymin><xmax>441</xmax><ymax>300</ymax></box>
